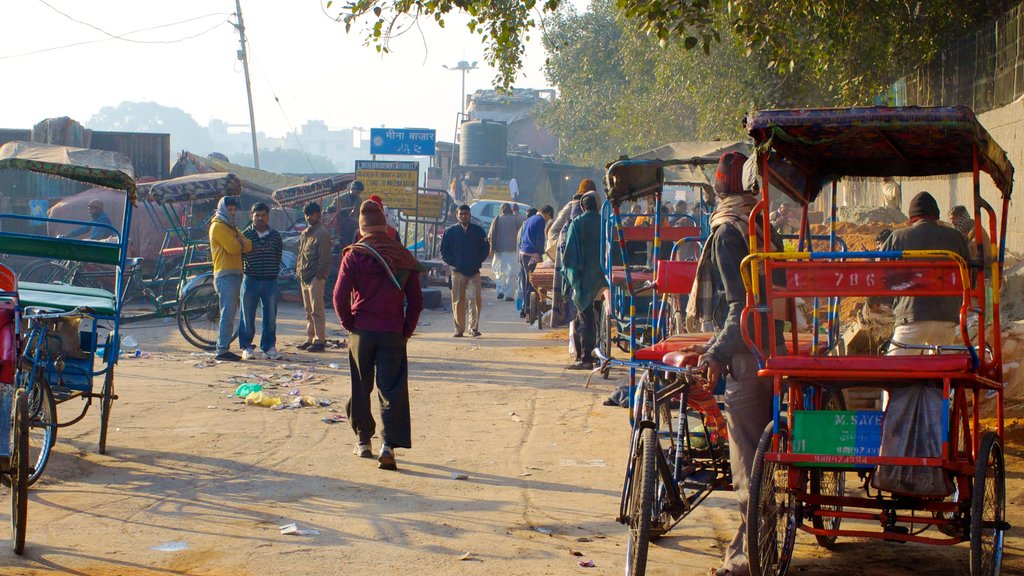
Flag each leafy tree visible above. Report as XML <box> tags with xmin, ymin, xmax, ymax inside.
<box><xmin>232</xmin><ymin>148</ymin><xmax>337</xmax><ymax>174</ymax></box>
<box><xmin>86</xmin><ymin>101</ymin><xmax>216</xmax><ymax>154</ymax></box>
<box><xmin>538</xmin><ymin>0</ymin><xmax>838</xmax><ymax>166</ymax></box>
<box><xmin>330</xmin><ymin>0</ymin><xmax>1007</xmax><ymax>102</ymax></box>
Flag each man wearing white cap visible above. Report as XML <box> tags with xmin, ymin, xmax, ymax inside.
<box><xmin>64</xmin><ymin>198</ymin><xmax>115</xmax><ymax>240</ymax></box>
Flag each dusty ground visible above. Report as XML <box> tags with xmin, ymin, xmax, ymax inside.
<box><xmin>0</xmin><ymin>287</ymin><xmax>1022</xmax><ymax>575</ymax></box>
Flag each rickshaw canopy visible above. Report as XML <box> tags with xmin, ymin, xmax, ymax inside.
<box><xmin>633</xmin><ymin>140</ymin><xmax>749</xmax><ymax>188</ymax></box>
<box><xmin>137</xmin><ymin>172</ymin><xmax>242</xmax><ymax>205</ymax></box>
<box><xmin>272</xmin><ymin>173</ymin><xmax>354</xmax><ymax>208</ymax></box>
<box><xmin>746</xmin><ymin>106</ymin><xmax>1014</xmax><ymax>203</ymax></box>
<box><xmin>605</xmin><ymin>156</ymin><xmax>729</xmax><ymax>204</ymax></box>
<box><xmin>0</xmin><ymin>141</ymin><xmax>137</xmax><ymax>201</ymax></box>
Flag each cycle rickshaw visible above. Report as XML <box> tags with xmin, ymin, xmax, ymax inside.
<box><xmin>0</xmin><ymin>141</ymin><xmax>139</xmax><ymax>553</ymax></box>
<box><xmin>17</xmin><ymin>172</ymin><xmax>244</xmax><ymax>351</ymax></box>
<box><xmin>741</xmin><ymin>106</ymin><xmax>1011</xmax><ymax>576</ymax></box>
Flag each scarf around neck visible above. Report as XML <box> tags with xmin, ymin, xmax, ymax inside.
<box><xmin>213</xmin><ymin>197</ymin><xmax>236</xmax><ymax>228</ymax></box>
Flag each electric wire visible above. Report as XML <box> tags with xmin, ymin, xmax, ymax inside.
<box><xmin>34</xmin><ymin>0</ymin><xmax>231</xmax><ymax>44</ymax></box>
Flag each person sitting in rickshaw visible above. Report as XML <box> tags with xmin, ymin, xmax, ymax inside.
<box><xmin>875</xmin><ymin>192</ymin><xmax>969</xmax><ymax>497</ymax></box>
<box><xmin>61</xmin><ymin>198</ymin><xmax>114</xmax><ymax>240</ymax></box>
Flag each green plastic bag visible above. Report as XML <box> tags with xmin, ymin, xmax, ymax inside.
<box><xmin>234</xmin><ymin>383</ymin><xmax>263</xmax><ymax>398</ymax></box>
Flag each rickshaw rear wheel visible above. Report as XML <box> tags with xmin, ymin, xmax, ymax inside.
<box><xmin>970</xmin><ymin>431</ymin><xmax>1005</xmax><ymax>576</ymax></box>
<box><xmin>25</xmin><ymin>376</ymin><xmax>56</xmax><ymax>487</ymax></box>
<box><xmin>177</xmin><ymin>282</ymin><xmax>236</xmax><ymax>350</ymax></box>
<box><xmin>810</xmin><ymin>388</ymin><xmax>846</xmax><ymax>549</ymax></box>
<box><xmin>625</xmin><ymin>426</ymin><xmax>657</xmax><ymax>576</ymax></box>
<box><xmin>98</xmin><ymin>367</ymin><xmax>114</xmax><ymax>455</ymax></box>
<box><xmin>11</xmin><ymin>387</ymin><xmax>29</xmax><ymax>555</ymax></box>
<box><xmin>18</xmin><ymin>261</ymin><xmax>71</xmax><ymax>285</ymax></box>
<box><xmin>747</xmin><ymin>423</ymin><xmax>797</xmax><ymax>576</ymax></box>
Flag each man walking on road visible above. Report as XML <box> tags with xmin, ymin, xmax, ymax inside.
<box><xmin>518</xmin><ymin>205</ymin><xmax>554</xmax><ymax>319</ymax></box>
<box><xmin>561</xmin><ymin>192</ymin><xmax>603</xmax><ymax>370</ymax></box>
<box><xmin>239</xmin><ymin>202</ymin><xmax>284</xmax><ymax>361</ymax></box>
<box><xmin>334</xmin><ymin>200</ymin><xmax>424</xmax><ymax>470</ymax></box>
<box><xmin>296</xmin><ymin>202</ymin><xmax>333</xmax><ymax>353</ymax></box>
<box><xmin>209</xmin><ymin>197</ymin><xmax>252</xmax><ymax>362</ymax></box>
<box><xmin>488</xmin><ymin>203</ymin><xmax>520</xmax><ymax>301</ymax></box>
<box><xmin>441</xmin><ymin>204</ymin><xmax>489</xmax><ymax>337</ymax></box>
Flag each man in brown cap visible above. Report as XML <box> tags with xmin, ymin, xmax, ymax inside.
<box><xmin>64</xmin><ymin>198</ymin><xmax>115</xmax><ymax>240</ymax></box>
<box><xmin>333</xmin><ymin>200</ymin><xmax>424</xmax><ymax>471</ymax></box>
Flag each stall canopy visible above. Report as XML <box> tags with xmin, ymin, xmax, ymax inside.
<box><xmin>0</xmin><ymin>140</ymin><xmax>136</xmax><ymax>200</ymax></box>
<box><xmin>746</xmin><ymin>106</ymin><xmax>1015</xmax><ymax>203</ymax></box>
<box><xmin>633</xmin><ymin>140</ymin><xmax>749</xmax><ymax>186</ymax></box>
<box><xmin>170</xmin><ymin>151</ymin><xmax>303</xmax><ymax>201</ymax></box>
<box><xmin>137</xmin><ymin>172</ymin><xmax>242</xmax><ymax>205</ymax></box>
<box><xmin>272</xmin><ymin>173</ymin><xmax>354</xmax><ymax>208</ymax></box>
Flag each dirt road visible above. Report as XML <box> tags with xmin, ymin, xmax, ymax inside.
<box><xmin>1</xmin><ymin>294</ymin><xmax>1021</xmax><ymax>575</ymax></box>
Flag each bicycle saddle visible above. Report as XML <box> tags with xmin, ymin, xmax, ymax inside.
<box><xmin>125</xmin><ymin>257</ymin><xmax>146</xmax><ymax>269</ymax></box>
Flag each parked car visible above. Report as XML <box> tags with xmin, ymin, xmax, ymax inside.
<box><xmin>469</xmin><ymin>200</ymin><xmax>532</xmax><ymax>230</ymax></box>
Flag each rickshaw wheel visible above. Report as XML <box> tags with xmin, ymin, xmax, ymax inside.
<box><xmin>18</xmin><ymin>261</ymin><xmax>71</xmax><ymax>285</ymax></box>
<box><xmin>177</xmin><ymin>282</ymin><xmax>235</xmax><ymax>350</ymax></box>
<box><xmin>25</xmin><ymin>376</ymin><xmax>56</xmax><ymax>487</ymax></box>
<box><xmin>810</xmin><ymin>389</ymin><xmax>846</xmax><ymax>549</ymax></box>
<box><xmin>11</xmin><ymin>387</ymin><xmax>29</xmax><ymax>555</ymax></box>
<box><xmin>747</xmin><ymin>423</ymin><xmax>797</xmax><ymax>576</ymax></box>
<box><xmin>98</xmin><ymin>367</ymin><xmax>114</xmax><ymax>455</ymax></box>
<box><xmin>625</xmin><ymin>427</ymin><xmax>658</xmax><ymax>576</ymax></box>
<box><xmin>970</xmin><ymin>431</ymin><xmax>1005</xmax><ymax>576</ymax></box>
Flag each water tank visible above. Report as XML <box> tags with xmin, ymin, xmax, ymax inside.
<box><xmin>460</xmin><ymin>120</ymin><xmax>507</xmax><ymax>167</ymax></box>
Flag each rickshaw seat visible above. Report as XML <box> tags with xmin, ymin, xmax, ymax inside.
<box><xmin>0</xmin><ymin>305</ymin><xmax>15</xmax><ymax>384</ymax></box>
<box><xmin>16</xmin><ymin>281</ymin><xmax>117</xmax><ymax>317</ymax></box>
<box><xmin>611</xmin><ymin>266</ymin><xmax>654</xmax><ymax>287</ymax></box>
<box><xmin>0</xmin><ymin>233</ymin><xmax>121</xmax><ymax>266</ymax></box>
<box><xmin>763</xmin><ymin>354</ymin><xmax>973</xmax><ymax>374</ymax></box>
<box><xmin>635</xmin><ymin>333</ymin><xmax>714</xmax><ymax>361</ymax></box>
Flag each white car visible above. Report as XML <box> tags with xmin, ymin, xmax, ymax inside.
<box><xmin>469</xmin><ymin>200</ymin><xmax>532</xmax><ymax>229</ymax></box>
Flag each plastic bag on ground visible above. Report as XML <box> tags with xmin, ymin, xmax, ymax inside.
<box><xmin>245</xmin><ymin>391</ymin><xmax>282</xmax><ymax>408</ymax></box>
<box><xmin>235</xmin><ymin>383</ymin><xmax>263</xmax><ymax>398</ymax></box>
<box><xmin>873</xmin><ymin>383</ymin><xmax>953</xmax><ymax>497</ymax></box>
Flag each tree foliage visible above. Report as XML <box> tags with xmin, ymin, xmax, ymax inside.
<box><xmin>538</xmin><ymin>0</ymin><xmax>836</xmax><ymax>166</ymax></box>
<box><xmin>329</xmin><ymin>0</ymin><xmax>1007</xmax><ymax>102</ymax></box>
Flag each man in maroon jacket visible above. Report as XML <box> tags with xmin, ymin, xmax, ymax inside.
<box><xmin>333</xmin><ymin>200</ymin><xmax>425</xmax><ymax>471</ymax></box>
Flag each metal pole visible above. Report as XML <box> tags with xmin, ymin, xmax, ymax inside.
<box><xmin>234</xmin><ymin>0</ymin><xmax>260</xmax><ymax>170</ymax></box>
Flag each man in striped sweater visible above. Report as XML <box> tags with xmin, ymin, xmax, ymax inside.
<box><xmin>240</xmin><ymin>202</ymin><xmax>284</xmax><ymax>360</ymax></box>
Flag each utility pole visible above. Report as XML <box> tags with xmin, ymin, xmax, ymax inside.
<box><xmin>234</xmin><ymin>0</ymin><xmax>259</xmax><ymax>169</ymax></box>
<box><xmin>443</xmin><ymin>60</ymin><xmax>478</xmax><ymax>117</ymax></box>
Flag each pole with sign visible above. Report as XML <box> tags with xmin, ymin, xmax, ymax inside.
<box><xmin>355</xmin><ymin>160</ymin><xmax>420</xmax><ymax>211</ymax></box>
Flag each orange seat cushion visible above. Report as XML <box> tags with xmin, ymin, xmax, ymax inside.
<box><xmin>0</xmin><ymin>306</ymin><xmax>15</xmax><ymax>385</ymax></box>
<box><xmin>763</xmin><ymin>354</ymin><xmax>973</xmax><ymax>373</ymax></box>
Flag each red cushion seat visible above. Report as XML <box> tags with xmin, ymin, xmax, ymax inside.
<box><xmin>0</xmin><ymin>306</ymin><xmax>15</xmax><ymax>385</ymax></box>
<box><xmin>634</xmin><ymin>333</ymin><xmax>714</xmax><ymax>361</ymax></box>
<box><xmin>763</xmin><ymin>354</ymin><xmax>973</xmax><ymax>373</ymax></box>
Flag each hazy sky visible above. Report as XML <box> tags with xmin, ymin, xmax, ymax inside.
<box><xmin>1</xmin><ymin>1</ymin><xmax>565</xmax><ymax>141</ymax></box>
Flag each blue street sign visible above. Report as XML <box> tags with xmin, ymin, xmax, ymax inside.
<box><xmin>370</xmin><ymin>128</ymin><xmax>436</xmax><ymax>156</ymax></box>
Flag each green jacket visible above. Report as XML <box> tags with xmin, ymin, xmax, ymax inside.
<box><xmin>561</xmin><ymin>210</ymin><xmax>604</xmax><ymax>310</ymax></box>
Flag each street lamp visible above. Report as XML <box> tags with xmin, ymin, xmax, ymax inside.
<box><xmin>443</xmin><ymin>60</ymin><xmax>479</xmax><ymax>117</ymax></box>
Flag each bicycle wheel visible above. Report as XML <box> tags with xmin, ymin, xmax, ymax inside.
<box><xmin>625</xmin><ymin>427</ymin><xmax>658</xmax><ymax>576</ymax></box>
<box><xmin>176</xmin><ymin>282</ymin><xmax>222</xmax><ymax>351</ymax></box>
<box><xmin>98</xmin><ymin>367</ymin><xmax>114</xmax><ymax>455</ymax></box>
<box><xmin>747</xmin><ymin>423</ymin><xmax>797</xmax><ymax>576</ymax></box>
<box><xmin>810</xmin><ymin>389</ymin><xmax>846</xmax><ymax>549</ymax></box>
<box><xmin>25</xmin><ymin>376</ymin><xmax>56</xmax><ymax>487</ymax></box>
<box><xmin>19</xmin><ymin>261</ymin><xmax>70</xmax><ymax>284</ymax></box>
<box><xmin>11</xmin><ymin>387</ymin><xmax>29</xmax><ymax>555</ymax></box>
<box><xmin>970</xmin><ymin>431</ymin><xmax>1005</xmax><ymax>576</ymax></box>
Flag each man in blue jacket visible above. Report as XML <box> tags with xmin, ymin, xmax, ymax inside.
<box><xmin>517</xmin><ymin>205</ymin><xmax>554</xmax><ymax>319</ymax></box>
<box><xmin>441</xmin><ymin>205</ymin><xmax>490</xmax><ymax>337</ymax></box>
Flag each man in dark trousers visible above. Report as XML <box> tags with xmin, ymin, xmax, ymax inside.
<box><xmin>440</xmin><ymin>204</ymin><xmax>490</xmax><ymax>337</ymax></box>
<box><xmin>333</xmin><ymin>200</ymin><xmax>424</xmax><ymax>470</ymax></box>
<box><xmin>239</xmin><ymin>202</ymin><xmax>284</xmax><ymax>361</ymax></box>
<box><xmin>517</xmin><ymin>205</ymin><xmax>554</xmax><ymax>319</ymax></box>
<box><xmin>561</xmin><ymin>192</ymin><xmax>604</xmax><ymax>369</ymax></box>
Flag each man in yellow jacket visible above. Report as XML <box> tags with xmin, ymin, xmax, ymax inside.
<box><xmin>209</xmin><ymin>197</ymin><xmax>252</xmax><ymax>361</ymax></box>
